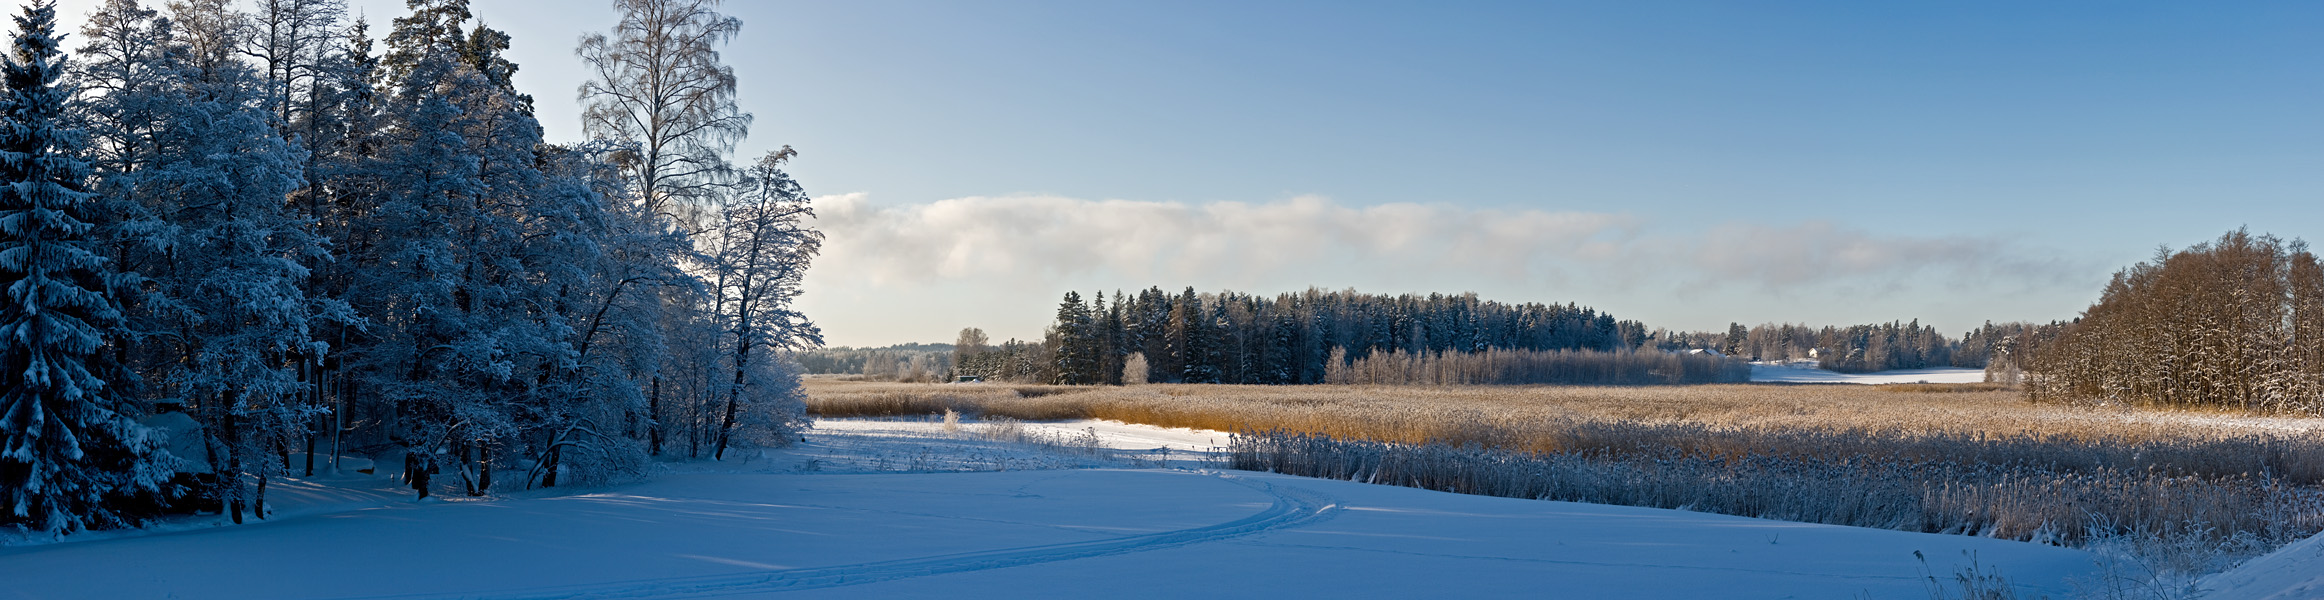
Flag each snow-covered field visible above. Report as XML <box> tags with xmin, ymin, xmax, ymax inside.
<box><xmin>1750</xmin><ymin>360</ymin><xmax>1989</xmax><ymax>384</ymax></box>
<box><xmin>1</xmin><ymin>417</ymin><xmax>2315</xmax><ymax>599</ymax></box>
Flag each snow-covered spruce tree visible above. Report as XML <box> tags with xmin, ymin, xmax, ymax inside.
<box><xmin>707</xmin><ymin>148</ymin><xmax>819</xmax><ymax>460</ymax></box>
<box><xmin>1175</xmin><ymin>288</ymin><xmax>1222</xmax><ymax>383</ymax></box>
<box><xmin>0</xmin><ymin>0</ymin><xmax>168</xmax><ymax>533</ymax></box>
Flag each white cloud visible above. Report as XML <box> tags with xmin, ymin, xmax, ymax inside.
<box><xmin>812</xmin><ymin>193</ymin><xmax>2078</xmax><ymax>292</ymax></box>
<box><xmin>800</xmin><ymin>193</ymin><xmax>2101</xmax><ymax>345</ymax></box>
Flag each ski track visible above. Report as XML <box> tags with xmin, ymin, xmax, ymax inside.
<box><xmin>1224</xmin><ymin>540</ymin><xmax>1923</xmax><ymax>582</ymax></box>
<box><xmin>334</xmin><ymin>472</ymin><xmax>1341</xmax><ymax>600</ymax></box>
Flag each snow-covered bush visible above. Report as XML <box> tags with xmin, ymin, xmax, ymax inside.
<box><xmin>721</xmin><ymin>355</ymin><xmax>810</xmax><ymax>451</ymax></box>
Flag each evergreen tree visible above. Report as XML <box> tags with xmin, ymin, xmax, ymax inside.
<box><xmin>1263</xmin><ymin>310</ymin><xmax>1298</xmax><ymax>384</ymax></box>
<box><xmin>1100</xmin><ymin>291</ymin><xmax>1125</xmax><ymax>385</ymax></box>
<box><xmin>0</xmin><ymin>0</ymin><xmax>166</xmax><ymax>533</ymax></box>
<box><xmin>1179</xmin><ymin>289</ymin><xmax>1220</xmax><ymax>383</ymax></box>
<box><xmin>1051</xmin><ymin>291</ymin><xmax>1094</xmax><ymax>384</ymax></box>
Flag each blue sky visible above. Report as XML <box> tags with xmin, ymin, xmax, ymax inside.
<box><xmin>53</xmin><ymin>1</ymin><xmax>2324</xmax><ymax>346</ymax></box>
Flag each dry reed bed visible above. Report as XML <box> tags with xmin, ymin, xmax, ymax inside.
<box><xmin>805</xmin><ymin>380</ymin><xmax>2324</xmax><ymax>483</ymax></box>
<box><xmin>1229</xmin><ymin>433</ymin><xmax>2322</xmax><ymax>548</ymax></box>
<box><xmin>804</xmin><ymin>380</ymin><xmax>2324</xmax><ymax>549</ymax></box>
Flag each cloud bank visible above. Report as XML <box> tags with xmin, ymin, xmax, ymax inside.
<box><xmin>800</xmin><ymin>193</ymin><xmax>2099</xmax><ymax>345</ymax></box>
<box><xmin>812</xmin><ymin>193</ymin><xmax>2081</xmax><ymax>293</ymax></box>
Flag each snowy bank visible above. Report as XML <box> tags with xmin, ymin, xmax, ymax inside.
<box><xmin>2202</xmin><ymin>530</ymin><xmax>2324</xmax><ymax>600</ymax></box>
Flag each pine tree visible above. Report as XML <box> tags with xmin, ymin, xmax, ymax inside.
<box><xmin>70</xmin><ymin>0</ymin><xmax>179</xmax><ymax>391</ymax></box>
<box><xmin>0</xmin><ymin>0</ymin><xmax>166</xmax><ymax>533</ymax></box>
<box><xmin>1051</xmin><ymin>291</ymin><xmax>1094</xmax><ymax>384</ymax></box>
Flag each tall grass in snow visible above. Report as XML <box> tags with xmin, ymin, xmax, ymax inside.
<box><xmin>1228</xmin><ymin>431</ymin><xmax>2323</xmax><ymax>548</ymax></box>
<box><xmin>1322</xmin><ymin>348</ymin><xmax>1749</xmax><ymax>385</ymax></box>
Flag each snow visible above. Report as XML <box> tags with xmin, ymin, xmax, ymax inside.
<box><xmin>1750</xmin><ymin>360</ymin><xmax>1989</xmax><ymax>384</ymax></box>
<box><xmin>138</xmin><ymin>411</ymin><xmax>211</xmax><ymax>472</ymax></box>
<box><xmin>0</xmin><ymin>418</ymin><xmax>2122</xmax><ymax>599</ymax></box>
<box><xmin>2202</xmin><ymin>530</ymin><xmax>2324</xmax><ymax>600</ymax></box>
<box><xmin>812</xmin><ymin>417</ymin><xmax>1234</xmax><ymax>455</ymax></box>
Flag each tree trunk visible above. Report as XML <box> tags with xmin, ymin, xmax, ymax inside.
<box><xmin>222</xmin><ymin>405</ymin><xmax>244</xmax><ymax>525</ymax></box>
<box><xmin>714</xmin><ymin>344</ymin><xmax>748</xmax><ymax>460</ymax></box>
<box><xmin>475</xmin><ymin>443</ymin><xmax>492</xmax><ymax>496</ymax></box>
<box><xmin>303</xmin><ymin>359</ymin><xmax>317</xmax><ymax>477</ymax></box>
<box><xmin>688</xmin><ymin>390</ymin><xmax>701</xmax><ymax>458</ymax></box>
<box><xmin>541</xmin><ymin>444</ymin><xmax>560</xmax><ymax>488</ymax></box>
<box><xmin>410</xmin><ymin>450</ymin><xmax>431</xmax><ymax>500</ymax></box>
<box><xmin>304</xmin><ymin>421</ymin><xmax>317</xmax><ymax>476</ymax></box>
<box><xmin>648</xmin><ymin>375</ymin><xmax>662</xmax><ymax>456</ymax></box>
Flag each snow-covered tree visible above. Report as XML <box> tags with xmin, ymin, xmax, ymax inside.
<box><xmin>579</xmin><ymin>0</ymin><xmax>768</xmax><ymax>458</ymax></box>
<box><xmin>350</xmin><ymin>0</ymin><xmax>557</xmax><ymax>496</ymax></box>
<box><xmin>71</xmin><ymin>0</ymin><xmax>177</xmax><ymax>180</ymax></box>
<box><xmin>1</xmin><ymin>0</ymin><xmax>817</xmax><ymax>520</ymax></box>
<box><xmin>706</xmin><ymin>148</ymin><xmax>818</xmax><ymax>460</ymax></box>
<box><xmin>0</xmin><ymin>0</ymin><xmax>167</xmax><ymax>533</ymax></box>
<box><xmin>114</xmin><ymin>0</ymin><xmax>329</xmax><ymax>523</ymax></box>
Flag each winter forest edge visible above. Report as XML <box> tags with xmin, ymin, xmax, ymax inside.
<box><xmin>1</xmin><ymin>0</ymin><xmax>818</xmax><ymax>533</ymax></box>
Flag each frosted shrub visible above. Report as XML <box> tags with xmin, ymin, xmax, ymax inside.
<box><xmin>726</xmin><ymin>358</ymin><xmax>813</xmax><ymax>450</ymax></box>
<box><xmin>555</xmin><ymin>438</ymin><xmax>654</xmax><ymax>487</ymax></box>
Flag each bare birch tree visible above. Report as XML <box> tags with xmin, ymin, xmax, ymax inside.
<box><xmin>576</xmin><ymin>0</ymin><xmax>748</xmax><ymax>223</ymax></box>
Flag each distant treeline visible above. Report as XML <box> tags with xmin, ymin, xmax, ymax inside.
<box><xmin>959</xmin><ymin>287</ymin><xmax>1653</xmax><ymax>385</ymax></box>
<box><xmin>1652</xmin><ymin>321</ymin><xmax>2044</xmax><ymax>374</ymax></box>
<box><xmin>2021</xmin><ymin>230</ymin><xmax>2324</xmax><ymax>414</ymax></box>
<box><xmin>794</xmin><ymin>344</ymin><xmax>955</xmax><ymax>381</ymax></box>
